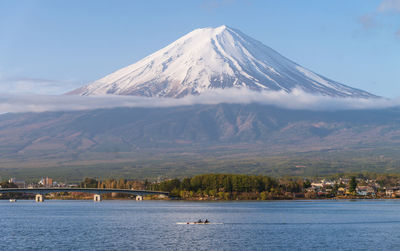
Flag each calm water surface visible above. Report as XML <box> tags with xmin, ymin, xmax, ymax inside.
<box><xmin>1</xmin><ymin>200</ymin><xmax>400</xmax><ymax>250</ymax></box>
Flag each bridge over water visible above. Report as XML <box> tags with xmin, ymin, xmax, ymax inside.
<box><xmin>0</xmin><ymin>188</ymin><xmax>169</xmax><ymax>202</ymax></box>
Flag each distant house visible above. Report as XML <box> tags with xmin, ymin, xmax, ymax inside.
<box><xmin>386</xmin><ymin>189</ymin><xmax>394</xmax><ymax>197</ymax></box>
<box><xmin>38</xmin><ymin>177</ymin><xmax>53</xmax><ymax>187</ymax></box>
<box><xmin>356</xmin><ymin>187</ymin><xmax>368</xmax><ymax>196</ymax></box>
<box><xmin>340</xmin><ymin>178</ymin><xmax>351</xmax><ymax>185</ymax></box>
<box><xmin>9</xmin><ymin>178</ymin><xmax>25</xmax><ymax>188</ymax></box>
<box><xmin>337</xmin><ymin>187</ymin><xmax>346</xmax><ymax>195</ymax></box>
<box><xmin>311</xmin><ymin>183</ymin><xmax>324</xmax><ymax>188</ymax></box>
<box><xmin>321</xmin><ymin>179</ymin><xmax>336</xmax><ymax>187</ymax></box>
<box><xmin>305</xmin><ymin>187</ymin><xmax>317</xmax><ymax>193</ymax></box>
<box><xmin>385</xmin><ymin>187</ymin><xmax>400</xmax><ymax>197</ymax></box>
<box><xmin>356</xmin><ymin>186</ymin><xmax>375</xmax><ymax>196</ymax></box>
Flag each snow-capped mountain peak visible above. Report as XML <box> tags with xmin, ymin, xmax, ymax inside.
<box><xmin>69</xmin><ymin>25</ymin><xmax>375</xmax><ymax>98</ymax></box>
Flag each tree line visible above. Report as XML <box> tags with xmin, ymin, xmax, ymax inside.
<box><xmin>149</xmin><ymin>174</ymin><xmax>305</xmax><ymax>200</ymax></box>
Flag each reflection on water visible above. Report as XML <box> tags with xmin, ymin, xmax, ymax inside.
<box><xmin>1</xmin><ymin>200</ymin><xmax>400</xmax><ymax>250</ymax></box>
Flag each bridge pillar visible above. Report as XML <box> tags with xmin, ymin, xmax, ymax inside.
<box><xmin>94</xmin><ymin>194</ymin><xmax>102</xmax><ymax>202</ymax></box>
<box><xmin>35</xmin><ymin>194</ymin><xmax>44</xmax><ymax>202</ymax></box>
<box><xmin>136</xmin><ymin>195</ymin><xmax>143</xmax><ymax>201</ymax></box>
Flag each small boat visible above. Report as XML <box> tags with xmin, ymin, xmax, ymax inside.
<box><xmin>9</xmin><ymin>199</ymin><xmax>16</xmax><ymax>202</ymax></box>
<box><xmin>176</xmin><ymin>222</ymin><xmax>223</xmax><ymax>225</ymax></box>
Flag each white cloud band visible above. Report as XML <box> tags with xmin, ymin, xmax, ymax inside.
<box><xmin>0</xmin><ymin>88</ymin><xmax>398</xmax><ymax>114</ymax></box>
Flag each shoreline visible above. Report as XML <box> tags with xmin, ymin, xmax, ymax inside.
<box><xmin>1</xmin><ymin>197</ymin><xmax>399</xmax><ymax>202</ymax></box>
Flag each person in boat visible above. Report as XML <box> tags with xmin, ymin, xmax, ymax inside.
<box><xmin>204</xmin><ymin>219</ymin><xmax>209</xmax><ymax>223</ymax></box>
<box><xmin>197</xmin><ymin>219</ymin><xmax>203</xmax><ymax>223</ymax></box>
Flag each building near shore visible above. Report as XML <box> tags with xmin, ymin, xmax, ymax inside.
<box><xmin>39</xmin><ymin>177</ymin><xmax>53</xmax><ymax>187</ymax></box>
<box><xmin>8</xmin><ymin>178</ymin><xmax>26</xmax><ymax>188</ymax></box>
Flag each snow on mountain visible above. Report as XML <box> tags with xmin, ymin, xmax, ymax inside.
<box><xmin>69</xmin><ymin>25</ymin><xmax>376</xmax><ymax>98</ymax></box>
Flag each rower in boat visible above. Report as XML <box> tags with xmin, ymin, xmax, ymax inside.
<box><xmin>180</xmin><ymin>220</ymin><xmax>217</xmax><ymax>225</ymax></box>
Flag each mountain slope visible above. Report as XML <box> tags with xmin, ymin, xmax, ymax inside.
<box><xmin>3</xmin><ymin>104</ymin><xmax>400</xmax><ymax>178</ymax></box>
<box><xmin>1</xmin><ymin>104</ymin><xmax>400</xmax><ymax>165</ymax></box>
<box><xmin>69</xmin><ymin>25</ymin><xmax>375</xmax><ymax>98</ymax></box>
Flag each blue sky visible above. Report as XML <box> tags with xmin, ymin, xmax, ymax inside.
<box><xmin>0</xmin><ymin>0</ymin><xmax>399</xmax><ymax>97</ymax></box>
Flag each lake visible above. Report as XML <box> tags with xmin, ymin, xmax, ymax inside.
<box><xmin>1</xmin><ymin>200</ymin><xmax>400</xmax><ymax>250</ymax></box>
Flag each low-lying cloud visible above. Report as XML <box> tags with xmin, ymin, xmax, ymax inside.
<box><xmin>360</xmin><ymin>0</ymin><xmax>400</xmax><ymax>36</ymax></box>
<box><xmin>378</xmin><ymin>0</ymin><xmax>400</xmax><ymax>12</ymax></box>
<box><xmin>0</xmin><ymin>88</ymin><xmax>399</xmax><ymax>114</ymax></box>
<box><xmin>0</xmin><ymin>76</ymin><xmax>82</xmax><ymax>95</ymax></box>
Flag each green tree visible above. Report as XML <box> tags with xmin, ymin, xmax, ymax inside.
<box><xmin>303</xmin><ymin>179</ymin><xmax>311</xmax><ymax>189</ymax></box>
<box><xmin>181</xmin><ymin>178</ymin><xmax>191</xmax><ymax>191</ymax></box>
<box><xmin>349</xmin><ymin>177</ymin><xmax>357</xmax><ymax>194</ymax></box>
<box><xmin>260</xmin><ymin>191</ymin><xmax>268</xmax><ymax>200</ymax></box>
<box><xmin>81</xmin><ymin>178</ymin><xmax>98</xmax><ymax>188</ymax></box>
<box><xmin>0</xmin><ymin>181</ymin><xmax>18</xmax><ymax>188</ymax></box>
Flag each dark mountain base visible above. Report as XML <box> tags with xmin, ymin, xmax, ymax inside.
<box><xmin>1</xmin><ymin>103</ymin><xmax>400</xmax><ymax>180</ymax></box>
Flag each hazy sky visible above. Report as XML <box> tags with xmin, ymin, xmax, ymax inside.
<box><xmin>0</xmin><ymin>0</ymin><xmax>399</xmax><ymax>97</ymax></box>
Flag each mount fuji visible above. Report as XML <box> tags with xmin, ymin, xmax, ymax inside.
<box><xmin>69</xmin><ymin>25</ymin><xmax>375</xmax><ymax>98</ymax></box>
<box><xmin>3</xmin><ymin>25</ymin><xmax>395</xmax><ymax>178</ymax></box>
